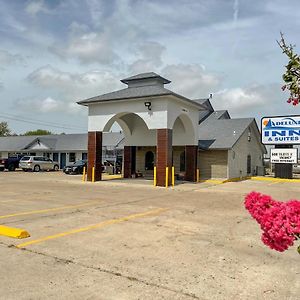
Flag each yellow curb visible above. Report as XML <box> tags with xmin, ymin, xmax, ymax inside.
<box><xmin>198</xmin><ymin>179</ymin><xmax>225</xmax><ymax>184</ymax></box>
<box><xmin>0</xmin><ymin>225</ymin><xmax>30</xmax><ymax>239</ymax></box>
<box><xmin>198</xmin><ymin>177</ymin><xmax>250</xmax><ymax>184</ymax></box>
<box><xmin>223</xmin><ymin>176</ymin><xmax>251</xmax><ymax>183</ymax></box>
<box><xmin>102</xmin><ymin>174</ymin><xmax>122</xmax><ymax>180</ymax></box>
<box><xmin>250</xmin><ymin>176</ymin><xmax>300</xmax><ymax>183</ymax></box>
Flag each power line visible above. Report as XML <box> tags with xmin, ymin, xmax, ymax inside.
<box><xmin>0</xmin><ymin>113</ymin><xmax>86</xmax><ymax>131</ymax></box>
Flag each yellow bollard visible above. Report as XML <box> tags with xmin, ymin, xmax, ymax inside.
<box><xmin>197</xmin><ymin>168</ymin><xmax>200</xmax><ymax>183</ymax></box>
<box><xmin>82</xmin><ymin>166</ymin><xmax>86</xmax><ymax>182</ymax></box>
<box><xmin>165</xmin><ymin>166</ymin><xmax>169</xmax><ymax>188</ymax></box>
<box><xmin>172</xmin><ymin>166</ymin><xmax>175</xmax><ymax>187</ymax></box>
<box><xmin>153</xmin><ymin>166</ymin><xmax>157</xmax><ymax>186</ymax></box>
<box><xmin>92</xmin><ymin>166</ymin><xmax>95</xmax><ymax>183</ymax></box>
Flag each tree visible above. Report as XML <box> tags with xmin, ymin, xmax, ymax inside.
<box><xmin>23</xmin><ymin>129</ymin><xmax>53</xmax><ymax>136</ymax></box>
<box><xmin>0</xmin><ymin>121</ymin><xmax>11</xmax><ymax>136</ymax></box>
<box><xmin>278</xmin><ymin>32</ymin><xmax>300</xmax><ymax>105</ymax></box>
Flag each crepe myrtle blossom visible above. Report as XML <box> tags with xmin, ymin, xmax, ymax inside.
<box><xmin>245</xmin><ymin>192</ymin><xmax>300</xmax><ymax>253</ymax></box>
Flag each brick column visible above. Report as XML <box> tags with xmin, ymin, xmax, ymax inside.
<box><xmin>87</xmin><ymin>131</ymin><xmax>102</xmax><ymax>181</ymax></box>
<box><xmin>123</xmin><ymin>146</ymin><xmax>136</xmax><ymax>178</ymax></box>
<box><xmin>185</xmin><ymin>145</ymin><xmax>198</xmax><ymax>182</ymax></box>
<box><xmin>156</xmin><ymin>129</ymin><xmax>172</xmax><ymax>186</ymax></box>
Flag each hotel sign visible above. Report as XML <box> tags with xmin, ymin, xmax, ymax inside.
<box><xmin>261</xmin><ymin>115</ymin><xmax>300</xmax><ymax>145</ymax></box>
<box><xmin>270</xmin><ymin>148</ymin><xmax>298</xmax><ymax>164</ymax></box>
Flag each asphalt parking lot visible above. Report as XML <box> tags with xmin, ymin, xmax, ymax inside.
<box><xmin>0</xmin><ymin>171</ymin><xmax>299</xmax><ymax>300</ymax></box>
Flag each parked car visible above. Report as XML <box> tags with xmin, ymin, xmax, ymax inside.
<box><xmin>0</xmin><ymin>154</ymin><xmax>23</xmax><ymax>171</ymax></box>
<box><xmin>19</xmin><ymin>156</ymin><xmax>59</xmax><ymax>172</ymax></box>
<box><xmin>63</xmin><ymin>160</ymin><xmax>87</xmax><ymax>175</ymax></box>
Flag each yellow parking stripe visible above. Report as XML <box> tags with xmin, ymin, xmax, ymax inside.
<box><xmin>16</xmin><ymin>208</ymin><xmax>168</xmax><ymax>248</ymax></box>
<box><xmin>0</xmin><ymin>201</ymin><xmax>100</xmax><ymax>220</ymax></box>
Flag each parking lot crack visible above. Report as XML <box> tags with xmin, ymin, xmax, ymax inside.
<box><xmin>10</xmin><ymin>245</ymin><xmax>201</xmax><ymax>299</ymax></box>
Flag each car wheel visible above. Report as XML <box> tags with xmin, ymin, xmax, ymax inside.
<box><xmin>34</xmin><ymin>165</ymin><xmax>40</xmax><ymax>172</ymax></box>
<box><xmin>8</xmin><ymin>164</ymin><xmax>15</xmax><ymax>171</ymax></box>
<box><xmin>53</xmin><ymin>165</ymin><xmax>59</xmax><ymax>171</ymax></box>
<box><xmin>0</xmin><ymin>167</ymin><xmax>4</xmax><ymax>171</ymax></box>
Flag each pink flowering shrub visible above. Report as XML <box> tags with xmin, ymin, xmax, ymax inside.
<box><xmin>245</xmin><ymin>192</ymin><xmax>300</xmax><ymax>253</ymax></box>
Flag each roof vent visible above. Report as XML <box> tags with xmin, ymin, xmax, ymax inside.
<box><xmin>120</xmin><ymin>72</ymin><xmax>171</xmax><ymax>88</ymax></box>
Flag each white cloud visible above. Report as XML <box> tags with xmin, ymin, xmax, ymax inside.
<box><xmin>214</xmin><ymin>86</ymin><xmax>264</xmax><ymax>112</ymax></box>
<box><xmin>16</xmin><ymin>96</ymin><xmax>61</xmax><ymax>113</ymax></box>
<box><xmin>86</xmin><ymin>0</ymin><xmax>104</xmax><ymax>28</ymax></box>
<box><xmin>211</xmin><ymin>83</ymin><xmax>296</xmax><ymax>120</ymax></box>
<box><xmin>50</xmin><ymin>25</ymin><xmax>118</xmax><ymax>65</ymax></box>
<box><xmin>0</xmin><ymin>49</ymin><xmax>24</xmax><ymax>66</ymax></box>
<box><xmin>129</xmin><ymin>41</ymin><xmax>166</xmax><ymax>73</ymax></box>
<box><xmin>162</xmin><ymin>64</ymin><xmax>221</xmax><ymax>99</ymax></box>
<box><xmin>25</xmin><ymin>0</ymin><xmax>48</xmax><ymax>15</ymax></box>
<box><xmin>27</xmin><ymin>65</ymin><xmax>122</xmax><ymax>96</ymax></box>
<box><xmin>39</xmin><ymin>97</ymin><xmax>60</xmax><ymax>112</ymax></box>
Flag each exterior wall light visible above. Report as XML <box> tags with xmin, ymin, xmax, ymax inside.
<box><xmin>144</xmin><ymin>101</ymin><xmax>152</xmax><ymax>111</ymax></box>
<box><xmin>247</xmin><ymin>128</ymin><xmax>251</xmax><ymax>142</ymax></box>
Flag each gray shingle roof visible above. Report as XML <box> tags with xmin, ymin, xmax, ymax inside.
<box><xmin>205</xmin><ymin>110</ymin><xmax>230</xmax><ymax>120</ymax></box>
<box><xmin>0</xmin><ymin>133</ymin><xmax>124</xmax><ymax>152</ymax></box>
<box><xmin>77</xmin><ymin>85</ymin><xmax>205</xmax><ymax>109</ymax></box>
<box><xmin>121</xmin><ymin>72</ymin><xmax>171</xmax><ymax>84</ymax></box>
<box><xmin>198</xmin><ymin>115</ymin><xmax>254</xmax><ymax>149</ymax></box>
<box><xmin>193</xmin><ymin>98</ymin><xmax>214</xmax><ymax>111</ymax></box>
<box><xmin>77</xmin><ymin>85</ymin><xmax>172</xmax><ymax>105</ymax></box>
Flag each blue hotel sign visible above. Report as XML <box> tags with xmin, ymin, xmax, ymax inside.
<box><xmin>261</xmin><ymin>115</ymin><xmax>300</xmax><ymax>145</ymax></box>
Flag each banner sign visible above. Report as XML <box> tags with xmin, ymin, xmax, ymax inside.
<box><xmin>261</xmin><ymin>115</ymin><xmax>300</xmax><ymax>144</ymax></box>
<box><xmin>270</xmin><ymin>148</ymin><xmax>298</xmax><ymax>164</ymax></box>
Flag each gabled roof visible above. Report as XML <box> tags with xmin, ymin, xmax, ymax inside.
<box><xmin>205</xmin><ymin>110</ymin><xmax>230</xmax><ymax>120</ymax></box>
<box><xmin>0</xmin><ymin>133</ymin><xmax>124</xmax><ymax>152</ymax></box>
<box><xmin>198</xmin><ymin>113</ymin><xmax>255</xmax><ymax>150</ymax></box>
<box><xmin>193</xmin><ymin>98</ymin><xmax>214</xmax><ymax>111</ymax></box>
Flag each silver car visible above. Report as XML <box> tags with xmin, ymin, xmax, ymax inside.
<box><xmin>19</xmin><ymin>156</ymin><xmax>59</xmax><ymax>172</ymax></box>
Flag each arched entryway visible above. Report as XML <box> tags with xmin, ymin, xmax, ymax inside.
<box><xmin>79</xmin><ymin>72</ymin><xmax>203</xmax><ymax>186</ymax></box>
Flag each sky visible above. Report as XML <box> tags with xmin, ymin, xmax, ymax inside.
<box><xmin>0</xmin><ymin>0</ymin><xmax>300</xmax><ymax>134</ymax></box>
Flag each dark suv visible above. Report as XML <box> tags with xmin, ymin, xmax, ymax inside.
<box><xmin>63</xmin><ymin>160</ymin><xmax>87</xmax><ymax>175</ymax></box>
<box><xmin>0</xmin><ymin>154</ymin><xmax>23</xmax><ymax>171</ymax></box>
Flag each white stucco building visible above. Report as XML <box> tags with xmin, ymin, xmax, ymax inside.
<box><xmin>77</xmin><ymin>72</ymin><xmax>266</xmax><ymax>185</ymax></box>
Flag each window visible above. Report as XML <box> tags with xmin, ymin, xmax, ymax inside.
<box><xmin>69</xmin><ymin>153</ymin><xmax>76</xmax><ymax>162</ymax></box>
<box><xmin>247</xmin><ymin>155</ymin><xmax>251</xmax><ymax>174</ymax></box>
<box><xmin>180</xmin><ymin>151</ymin><xmax>186</xmax><ymax>172</ymax></box>
<box><xmin>145</xmin><ymin>151</ymin><xmax>154</xmax><ymax>170</ymax></box>
<box><xmin>34</xmin><ymin>157</ymin><xmax>44</xmax><ymax>161</ymax></box>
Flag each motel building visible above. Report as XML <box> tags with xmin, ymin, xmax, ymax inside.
<box><xmin>77</xmin><ymin>72</ymin><xmax>266</xmax><ymax>186</ymax></box>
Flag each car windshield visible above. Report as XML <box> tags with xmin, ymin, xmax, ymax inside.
<box><xmin>74</xmin><ymin>160</ymin><xmax>85</xmax><ymax>166</ymax></box>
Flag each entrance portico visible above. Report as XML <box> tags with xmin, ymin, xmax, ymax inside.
<box><xmin>77</xmin><ymin>72</ymin><xmax>204</xmax><ymax>186</ymax></box>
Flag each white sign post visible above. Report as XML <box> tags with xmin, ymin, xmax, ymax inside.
<box><xmin>270</xmin><ymin>148</ymin><xmax>298</xmax><ymax>164</ymax></box>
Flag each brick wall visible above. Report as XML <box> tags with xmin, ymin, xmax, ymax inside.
<box><xmin>156</xmin><ymin>129</ymin><xmax>172</xmax><ymax>186</ymax></box>
<box><xmin>87</xmin><ymin>131</ymin><xmax>102</xmax><ymax>181</ymax></box>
